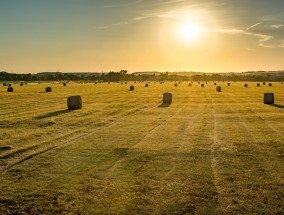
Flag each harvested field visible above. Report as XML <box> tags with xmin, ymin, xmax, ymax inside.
<box><xmin>0</xmin><ymin>82</ymin><xmax>284</xmax><ymax>214</ymax></box>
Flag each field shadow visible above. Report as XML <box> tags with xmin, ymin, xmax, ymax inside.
<box><xmin>268</xmin><ymin>104</ymin><xmax>284</xmax><ymax>108</ymax></box>
<box><xmin>158</xmin><ymin>103</ymin><xmax>171</xmax><ymax>108</ymax></box>
<box><xmin>34</xmin><ymin>109</ymin><xmax>71</xmax><ymax>119</ymax></box>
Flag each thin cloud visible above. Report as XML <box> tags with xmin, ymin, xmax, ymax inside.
<box><xmin>246</xmin><ymin>22</ymin><xmax>262</xmax><ymax>31</ymax></box>
<box><xmin>271</xmin><ymin>24</ymin><xmax>283</xmax><ymax>29</ymax></box>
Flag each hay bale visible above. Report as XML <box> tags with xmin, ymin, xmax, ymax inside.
<box><xmin>257</xmin><ymin>83</ymin><xmax>260</xmax><ymax>87</ymax></box>
<box><xmin>145</xmin><ymin>84</ymin><xmax>149</xmax><ymax>87</ymax></box>
<box><xmin>216</xmin><ymin>86</ymin><xmax>222</xmax><ymax>92</ymax></box>
<box><xmin>67</xmin><ymin>95</ymin><xmax>82</xmax><ymax>110</ymax></box>
<box><xmin>263</xmin><ymin>82</ymin><xmax>266</xmax><ymax>85</ymax></box>
<box><xmin>3</xmin><ymin>83</ymin><xmax>7</xmax><ymax>86</ymax></box>
<box><xmin>189</xmin><ymin>83</ymin><xmax>192</xmax><ymax>87</ymax></box>
<box><xmin>63</xmin><ymin>83</ymin><xmax>67</xmax><ymax>86</ymax></box>
<box><xmin>214</xmin><ymin>83</ymin><xmax>217</xmax><ymax>85</ymax></box>
<box><xmin>269</xmin><ymin>83</ymin><xmax>272</xmax><ymax>86</ymax></box>
<box><xmin>174</xmin><ymin>83</ymin><xmax>178</xmax><ymax>87</ymax></box>
<box><xmin>20</xmin><ymin>83</ymin><xmax>24</xmax><ymax>86</ymax></box>
<box><xmin>227</xmin><ymin>83</ymin><xmax>231</xmax><ymax>86</ymax></box>
<box><xmin>263</xmin><ymin>93</ymin><xmax>274</xmax><ymax>104</ymax></box>
<box><xmin>7</xmin><ymin>87</ymin><xmax>13</xmax><ymax>92</ymax></box>
<box><xmin>163</xmin><ymin>93</ymin><xmax>172</xmax><ymax>104</ymax></box>
<box><xmin>130</xmin><ymin>86</ymin><xmax>134</xmax><ymax>91</ymax></box>
<box><xmin>244</xmin><ymin>84</ymin><xmax>248</xmax><ymax>87</ymax></box>
<box><xmin>201</xmin><ymin>84</ymin><xmax>204</xmax><ymax>87</ymax></box>
<box><xmin>8</xmin><ymin>84</ymin><xmax>12</xmax><ymax>87</ymax></box>
<box><xmin>45</xmin><ymin>87</ymin><xmax>52</xmax><ymax>92</ymax></box>
<box><xmin>0</xmin><ymin>145</ymin><xmax>13</xmax><ymax>152</ymax></box>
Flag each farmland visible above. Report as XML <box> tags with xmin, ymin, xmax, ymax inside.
<box><xmin>0</xmin><ymin>82</ymin><xmax>284</xmax><ymax>214</ymax></box>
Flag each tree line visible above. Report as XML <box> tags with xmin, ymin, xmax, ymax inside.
<box><xmin>1</xmin><ymin>70</ymin><xmax>284</xmax><ymax>82</ymax></box>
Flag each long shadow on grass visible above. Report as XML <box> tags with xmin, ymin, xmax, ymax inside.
<box><xmin>268</xmin><ymin>104</ymin><xmax>284</xmax><ymax>108</ymax></box>
<box><xmin>34</xmin><ymin>109</ymin><xmax>71</xmax><ymax>119</ymax></box>
<box><xmin>158</xmin><ymin>103</ymin><xmax>171</xmax><ymax>108</ymax></box>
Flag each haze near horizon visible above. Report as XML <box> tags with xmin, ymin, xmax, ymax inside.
<box><xmin>1</xmin><ymin>0</ymin><xmax>284</xmax><ymax>73</ymax></box>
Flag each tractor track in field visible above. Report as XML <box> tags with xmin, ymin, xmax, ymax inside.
<box><xmin>209</xmin><ymin>93</ymin><xmax>284</xmax><ymax>213</ymax></box>
<box><xmin>107</xmin><ymin>101</ymin><xmax>192</xmax><ymax>172</ymax></box>
<box><xmin>0</xmin><ymin>101</ymin><xmax>176</xmax><ymax>171</ymax></box>
<box><xmin>207</xmin><ymin>93</ymin><xmax>223</xmax><ymax>212</ymax></box>
<box><xmin>245</xmin><ymin>105</ymin><xmax>284</xmax><ymax>139</ymax></box>
<box><xmin>227</xmin><ymin>101</ymin><xmax>284</xmax><ymax>183</ymax></box>
<box><xmin>96</xmin><ymin>98</ymin><xmax>200</xmax><ymax>200</ymax></box>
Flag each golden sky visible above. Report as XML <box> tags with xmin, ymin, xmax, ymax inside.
<box><xmin>1</xmin><ymin>0</ymin><xmax>284</xmax><ymax>73</ymax></box>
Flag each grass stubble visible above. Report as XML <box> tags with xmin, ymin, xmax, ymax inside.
<box><xmin>0</xmin><ymin>82</ymin><xmax>283</xmax><ymax>214</ymax></box>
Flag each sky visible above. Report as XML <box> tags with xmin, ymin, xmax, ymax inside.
<box><xmin>1</xmin><ymin>0</ymin><xmax>284</xmax><ymax>73</ymax></box>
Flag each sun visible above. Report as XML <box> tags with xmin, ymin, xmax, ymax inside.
<box><xmin>176</xmin><ymin>22</ymin><xmax>202</xmax><ymax>41</ymax></box>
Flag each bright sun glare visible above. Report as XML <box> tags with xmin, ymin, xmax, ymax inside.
<box><xmin>177</xmin><ymin>23</ymin><xmax>202</xmax><ymax>41</ymax></box>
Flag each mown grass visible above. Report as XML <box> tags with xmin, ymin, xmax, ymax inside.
<box><xmin>0</xmin><ymin>81</ymin><xmax>284</xmax><ymax>214</ymax></box>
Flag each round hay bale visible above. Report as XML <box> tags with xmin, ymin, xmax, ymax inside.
<box><xmin>201</xmin><ymin>84</ymin><xmax>204</xmax><ymax>87</ymax></box>
<box><xmin>257</xmin><ymin>83</ymin><xmax>260</xmax><ymax>87</ymax></box>
<box><xmin>269</xmin><ymin>83</ymin><xmax>272</xmax><ymax>86</ymax></box>
<box><xmin>216</xmin><ymin>86</ymin><xmax>222</xmax><ymax>92</ymax></box>
<box><xmin>7</xmin><ymin>87</ymin><xmax>13</xmax><ymax>92</ymax></box>
<box><xmin>244</xmin><ymin>84</ymin><xmax>248</xmax><ymax>87</ymax></box>
<box><xmin>8</xmin><ymin>84</ymin><xmax>12</xmax><ymax>87</ymax></box>
<box><xmin>3</xmin><ymin>83</ymin><xmax>7</xmax><ymax>86</ymax></box>
<box><xmin>263</xmin><ymin>82</ymin><xmax>266</xmax><ymax>85</ymax></box>
<box><xmin>45</xmin><ymin>87</ymin><xmax>52</xmax><ymax>92</ymax></box>
<box><xmin>145</xmin><ymin>84</ymin><xmax>149</xmax><ymax>87</ymax></box>
<box><xmin>214</xmin><ymin>83</ymin><xmax>217</xmax><ymax>85</ymax></box>
<box><xmin>227</xmin><ymin>83</ymin><xmax>231</xmax><ymax>86</ymax></box>
<box><xmin>163</xmin><ymin>93</ymin><xmax>172</xmax><ymax>104</ymax></box>
<box><xmin>189</xmin><ymin>83</ymin><xmax>192</xmax><ymax>87</ymax></box>
<box><xmin>67</xmin><ymin>95</ymin><xmax>82</xmax><ymax>110</ymax></box>
<box><xmin>174</xmin><ymin>83</ymin><xmax>178</xmax><ymax>87</ymax></box>
<box><xmin>129</xmin><ymin>86</ymin><xmax>134</xmax><ymax>91</ymax></box>
<box><xmin>20</xmin><ymin>83</ymin><xmax>24</xmax><ymax>86</ymax></box>
<box><xmin>0</xmin><ymin>145</ymin><xmax>13</xmax><ymax>152</ymax></box>
<box><xmin>263</xmin><ymin>93</ymin><xmax>274</xmax><ymax>104</ymax></box>
<box><xmin>63</xmin><ymin>83</ymin><xmax>67</xmax><ymax>86</ymax></box>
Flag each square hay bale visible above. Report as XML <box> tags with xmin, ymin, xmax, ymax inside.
<box><xmin>244</xmin><ymin>84</ymin><xmax>248</xmax><ymax>87</ymax></box>
<box><xmin>3</xmin><ymin>83</ymin><xmax>7</xmax><ymax>86</ymax></box>
<box><xmin>263</xmin><ymin>93</ymin><xmax>274</xmax><ymax>104</ymax></box>
<box><xmin>145</xmin><ymin>84</ymin><xmax>149</xmax><ymax>87</ymax></box>
<box><xmin>216</xmin><ymin>86</ymin><xmax>222</xmax><ymax>92</ymax></box>
<box><xmin>129</xmin><ymin>86</ymin><xmax>134</xmax><ymax>91</ymax></box>
<box><xmin>45</xmin><ymin>87</ymin><xmax>52</xmax><ymax>92</ymax></box>
<box><xmin>227</xmin><ymin>83</ymin><xmax>231</xmax><ymax>86</ymax></box>
<box><xmin>7</xmin><ymin>87</ymin><xmax>13</xmax><ymax>92</ymax></box>
<box><xmin>67</xmin><ymin>95</ymin><xmax>82</xmax><ymax>110</ymax></box>
<box><xmin>20</xmin><ymin>83</ymin><xmax>24</xmax><ymax>86</ymax></box>
<box><xmin>163</xmin><ymin>93</ymin><xmax>172</xmax><ymax>104</ymax></box>
<box><xmin>201</xmin><ymin>84</ymin><xmax>205</xmax><ymax>87</ymax></box>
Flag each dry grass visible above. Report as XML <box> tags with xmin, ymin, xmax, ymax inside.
<box><xmin>0</xmin><ymin>81</ymin><xmax>284</xmax><ymax>214</ymax></box>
